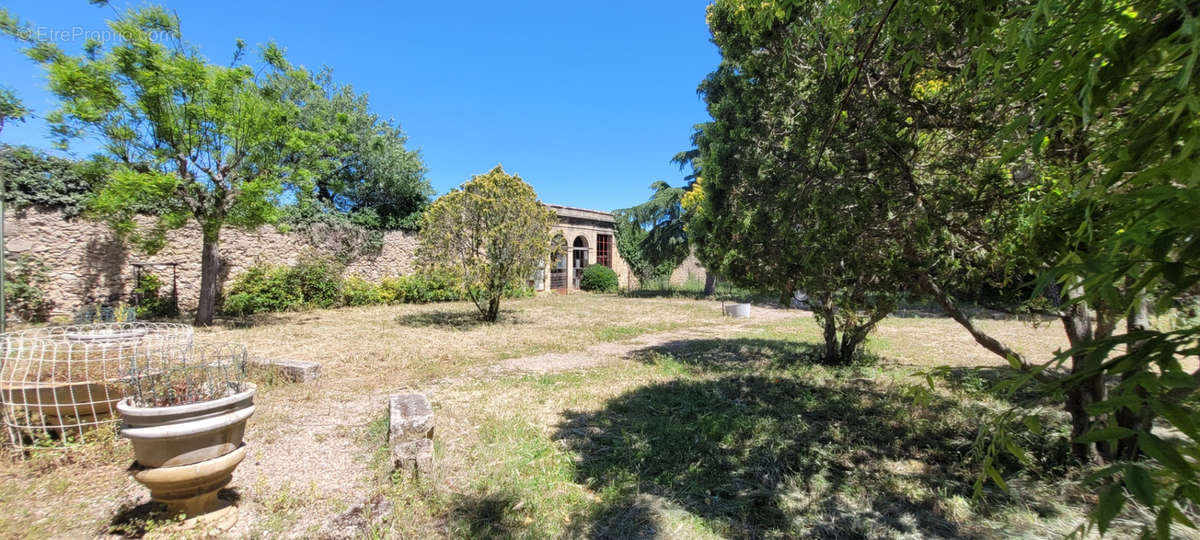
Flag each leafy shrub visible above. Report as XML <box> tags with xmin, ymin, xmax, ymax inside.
<box><xmin>379</xmin><ymin>272</ymin><xmax>465</xmax><ymax>304</ymax></box>
<box><xmin>221</xmin><ymin>265</ymin><xmax>303</xmax><ymax>316</ymax></box>
<box><xmin>579</xmin><ymin>265</ymin><xmax>619</xmax><ymax>293</ymax></box>
<box><xmin>221</xmin><ymin>260</ymin><xmax>527</xmax><ymax>316</ymax></box>
<box><xmin>342</xmin><ymin>276</ymin><xmax>384</xmax><ymax>306</ymax></box>
<box><xmin>222</xmin><ymin>256</ymin><xmax>350</xmax><ymax>316</ymax></box>
<box><xmin>286</xmin><ymin>255</ymin><xmax>345</xmax><ymax>308</ymax></box>
<box><xmin>133</xmin><ymin>272</ymin><xmax>178</xmax><ymax>319</ymax></box>
<box><xmin>4</xmin><ymin>254</ymin><xmax>54</xmax><ymax>322</ymax></box>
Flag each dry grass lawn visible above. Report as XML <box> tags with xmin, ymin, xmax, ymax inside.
<box><xmin>0</xmin><ymin>294</ymin><xmax>1169</xmax><ymax>538</ymax></box>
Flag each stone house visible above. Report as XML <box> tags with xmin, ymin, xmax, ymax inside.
<box><xmin>535</xmin><ymin>205</ymin><xmax>635</xmax><ymax>292</ymax></box>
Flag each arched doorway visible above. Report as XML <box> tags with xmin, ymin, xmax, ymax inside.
<box><xmin>571</xmin><ymin>235</ymin><xmax>589</xmax><ymax>289</ymax></box>
<box><xmin>549</xmin><ymin>233</ymin><xmax>568</xmax><ymax>292</ymax></box>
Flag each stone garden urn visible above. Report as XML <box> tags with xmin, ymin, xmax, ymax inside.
<box><xmin>117</xmin><ymin>383</ymin><xmax>256</xmax><ymax>531</ymax></box>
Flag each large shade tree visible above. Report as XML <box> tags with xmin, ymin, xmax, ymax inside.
<box><xmin>418</xmin><ymin>166</ymin><xmax>556</xmax><ymax>322</ymax></box>
<box><xmin>3</xmin><ymin>5</ymin><xmax>316</xmax><ymax>325</ymax></box>
<box><xmin>695</xmin><ymin>0</ymin><xmax>1200</xmax><ymax>534</ymax></box>
<box><xmin>691</xmin><ymin>0</ymin><xmax>925</xmax><ymax>363</ymax></box>
<box><xmin>265</xmin><ymin>67</ymin><xmax>431</xmax><ymax>231</ymax></box>
<box><xmin>613</xmin><ymin>181</ymin><xmax>691</xmax><ymax>288</ymax></box>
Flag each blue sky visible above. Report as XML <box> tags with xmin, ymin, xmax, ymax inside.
<box><xmin>0</xmin><ymin>1</ymin><xmax>719</xmax><ymax>212</ymax></box>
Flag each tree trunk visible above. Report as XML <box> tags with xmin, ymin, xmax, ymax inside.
<box><xmin>485</xmin><ymin>296</ymin><xmax>501</xmax><ymax>322</ymax></box>
<box><xmin>194</xmin><ymin>235</ymin><xmax>221</xmax><ymax>326</ymax></box>
<box><xmin>1116</xmin><ymin>292</ymin><xmax>1152</xmax><ymax>460</ymax></box>
<box><xmin>703</xmin><ymin>271</ymin><xmax>716</xmax><ymax>296</ymax></box>
<box><xmin>1060</xmin><ymin>298</ymin><xmax>1104</xmax><ymax>464</ymax></box>
<box><xmin>918</xmin><ymin>272</ymin><xmax>1034</xmax><ymax>371</ymax></box>
<box><xmin>816</xmin><ymin>294</ymin><xmax>840</xmax><ymax>364</ymax></box>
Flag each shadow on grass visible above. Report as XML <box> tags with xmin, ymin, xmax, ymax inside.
<box><xmin>629</xmin><ymin>337</ymin><xmax>883</xmax><ymax>372</ymax></box>
<box><xmin>447</xmin><ymin>491</ymin><xmax>525</xmax><ymax>538</ymax></box>
<box><xmin>393</xmin><ymin>310</ymin><xmax>526</xmax><ymax>329</ymax></box>
<box><xmin>554</xmin><ymin>375</ymin><xmax>983</xmax><ymax>538</ymax></box>
<box><xmin>210</xmin><ymin>313</ymin><xmax>323</xmax><ymax>329</ymax></box>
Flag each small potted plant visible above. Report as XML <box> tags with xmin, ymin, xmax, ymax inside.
<box><xmin>117</xmin><ymin>342</ymin><xmax>255</xmax><ymax>531</ymax></box>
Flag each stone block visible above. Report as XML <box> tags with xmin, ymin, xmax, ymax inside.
<box><xmin>389</xmin><ymin>393</ymin><xmax>435</xmax><ymax>476</ymax></box>
<box><xmin>248</xmin><ymin>357</ymin><xmax>321</xmax><ymax>383</ymax></box>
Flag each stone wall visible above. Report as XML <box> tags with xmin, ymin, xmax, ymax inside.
<box><xmin>3</xmin><ymin>206</ymin><xmax>710</xmax><ymax>317</ymax></box>
<box><xmin>668</xmin><ymin>254</ymin><xmax>708</xmax><ymax>287</ymax></box>
<box><xmin>3</xmin><ymin>206</ymin><xmax>418</xmax><ymax>315</ymax></box>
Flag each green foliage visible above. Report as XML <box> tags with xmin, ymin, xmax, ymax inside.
<box><xmin>0</xmin><ymin>86</ymin><xmax>25</xmax><ymax>116</ymax></box>
<box><xmin>964</xmin><ymin>1</ymin><xmax>1200</xmax><ymax>536</ymax></box>
<box><xmin>221</xmin><ymin>265</ymin><xmax>303</xmax><ymax>316</ymax></box>
<box><xmin>0</xmin><ymin>5</ymin><xmax>335</xmax><ymax>325</ymax></box>
<box><xmin>133</xmin><ymin>272</ymin><xmax>177</xmax><ymax>319</ymax></box>
<box><xmin>695</xmin><ymin>0</ymin><xmax>929</xmax><ymax>364</ymax></box>
<box><xmin>266</xmin><ymin>67</ymin><xmax>432</xmax><ymax>231</ymax></box>
<box><xmin>380</xmin><ymin>273</ymin><xmax>465</xmax><ymax>304</ymax></box>
<box><xmin>0</xmin><ymin>145</ymin><xmax>108</xmax><ymax>218</ymax></box>
<box><xmin>277</xmin><ymin>204</ymin><xmax>384</xmax><ymax>260</ymax></box>
<box><xmin>287</xmin><ymin>255</ymin><xmax>345</xmax><ymax>309</ymax></box>
<box><xmin>221</xmin><ymin>255</ymin><xmax>344</xmax><ymax>316</ymax></box>
<box><xmin>341</xmin><ymin>276</ymin><xmax>383</xmax><ymax>307</ymax></box>
<box><xmin>0</xmin><ymin>86</ymin><xmax>27</xmax><ymax>135</ymax></box>
<box><xmin>220</xmin><ymin>258</ymin><xmax>516</xmax><ymax>315</ymax></box>
<box><xmin>418</xmin><ymin>165</ymin><xmax>556</xmax><ymax>322</ymax></box>
<box><xmin>613</xmin><ymin>181</ymin><xmax>690</xmax><ymax>285</ymax></box>
<box><xmin>697</xmin><ymin>0</ymin><xmax>1200</xmax><ymax>534</ymax></box>
<box><xmin>579</xmin><ymin>265</ymin><xmax>618</xmax><ymax>293</ymax></box>
<box><xmin>3</xmin><ymin>254</ymin><xmax>53</xmax><ymax>322</ymax></box>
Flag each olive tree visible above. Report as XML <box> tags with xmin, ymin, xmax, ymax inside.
<box><xmin>418</xmin><ymin>165</ymin><xmax>555</xmax><ymax>322</ymax></box>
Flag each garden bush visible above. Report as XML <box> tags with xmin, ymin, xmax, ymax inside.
<box><xmin>133</xmin><ymin>272</ymin><xmax>178</xmax><ymax>319</ymax></box>
<box><xmin>221</xmin><ymin>260</ymin><xmax>529</xmax><ymax>316</ymax></box>
<box><xmin>221</xmin><ymin>265</ymin><xmax>303</xmax><ymax>316</ymax></box>
<box><xmin>342</xmin><ymin>276</ymin><xmax>384</xmax><ymax>306</ymax></box>
<box><xmin>579</xmin><ymin>265</ymin><xmax>619</xmax><ymax>293</ymax></box>
<box><xmin>3</xmin><ymin>255</ymin><xmax>54</xmax><ymax>322</ymax></box>
<box><xmin>380</xmin><ymin>272</ymin><xmax>465</xmax><ymax>303</ymax></box>
<box><xmin>285</xmin><ymin>255</ymin><xmax>345</xmax><ymax>308</ymax></box>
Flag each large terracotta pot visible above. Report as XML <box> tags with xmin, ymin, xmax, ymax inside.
<box><xmin>117</xmin><ymin>383</ymin><xmax>256</xmax><ymax>467</ymax></box>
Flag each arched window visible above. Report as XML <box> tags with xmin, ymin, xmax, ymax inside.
<box><xmin>572</xmin><ymin>236</ymin><xmax>589</xmax><ymax>288</ymax></box>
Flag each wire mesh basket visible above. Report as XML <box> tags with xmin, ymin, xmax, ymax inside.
<box><xmin>124</xmin><ymin>342</ymin><xmax>248</xmax><ymax>408</ymax></box>
<box><xmin>0</xmin><ymin>322</ymin><xmax>194</xmax><ymax>449</ymax></box>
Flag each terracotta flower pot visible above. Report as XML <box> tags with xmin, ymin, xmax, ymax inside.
<box><xmin>117</xmin><ymin>383</ymin><xmax>256</xmax><ymax>468</ymax></box>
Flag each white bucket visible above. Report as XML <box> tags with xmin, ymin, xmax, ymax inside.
<box><xmin>724</xmin><ymin>303</ymin><xmax>751</xmax><ymax>318</ymax></box>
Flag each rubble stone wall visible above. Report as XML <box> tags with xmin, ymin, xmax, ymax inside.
<box><xmin>3</xmin><ymin>206</ymin><xmax>418</xmax><ymax>315</ymax></box>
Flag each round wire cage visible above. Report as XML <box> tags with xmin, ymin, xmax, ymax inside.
<box><xmin>0</xmin><ymin>322</ymin><xmax>194</xmax><ymax>449</ymax></box>
<box><xmin>124</xmin><ymin>341</ymin><xmax>249</xmax><ymax>408</ymax></box>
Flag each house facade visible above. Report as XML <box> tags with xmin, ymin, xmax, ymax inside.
<box><xmin>534</xmin><ymin>205</ymin><xmax>635</xmax><ymax>292</ymax></box>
